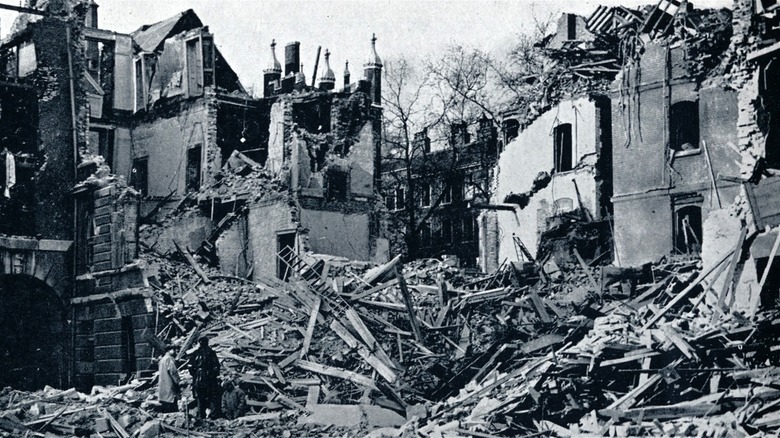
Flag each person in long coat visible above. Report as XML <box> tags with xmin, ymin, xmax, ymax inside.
<box><xmin>158</xmin><ymin>346</ymin><xmax>180</xmax><ymax>412</ymax></box>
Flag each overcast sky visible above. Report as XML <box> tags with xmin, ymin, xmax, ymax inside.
<box><xmin>2</xmin><ymin>0</ymin><xmax>735</xmax><ymax>92</ymax></box>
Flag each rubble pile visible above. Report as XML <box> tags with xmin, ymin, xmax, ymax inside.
<box><xmin>2</xmin><ymin>230</ymin><xmax>780</xmax><ymax>437</ymax></box>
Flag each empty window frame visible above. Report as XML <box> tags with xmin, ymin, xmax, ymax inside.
<box><xmin>462</xmin><ymin>215</ymin><xmax>475</xmax><ymax>241</ymax></box>
<box><xmin>328</xmin><ymin>170</ymin><xmax>348</xmax><ymax>200</ymax></box>
<box><xmin>670</xmin><ymin>101</ymin><xmax>700</xmax><ymax>153</ymax></box>
<box><xmin>395</xmin><ymin>187</ymin><xmax>405</xmax><ymax>211</ymax></box>
<box><xmin>419</xmin><ymin>224</ymin><xmax>431</xmax><ymax>248</ymax></box>
<box><xmin>553</xmin><ymin>123</ymin><xmax>573</xmax><ymax>172</ymax></box>
<box><xmin>441</xmin><ymin>218</ymin><xmax>452</xmax><ymax>243</ymax></box>
<box><xmin>419</xmin><ymin>182</ymin><xmax>431</xmax><ymax>207</ymax></box>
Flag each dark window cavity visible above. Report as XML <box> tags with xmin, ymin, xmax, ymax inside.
<box><xmin>554</xmin><ymin>123</ymin><xmax>573</xmax><ymax>172</ymax></box>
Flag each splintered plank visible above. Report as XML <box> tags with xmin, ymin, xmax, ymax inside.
<box><xmin>349</xmin><ymin>279</ymin><xmax>398</xmax><ymax>301</ymax></box>
<box><xmin>296</xmin><ymin>359</ymin><xmax>379</xmax><ymax>391</ymax></box>
<box><xmin>258</xmin><ymin>376</ymin><xmax>308</xmax><ymax>412</ymax></box>
<box><xmin>330</xmin><ymin>319</ymin><xmax>397</xmax><ymax>383</ymax></box>
<box><xmin>573</xmin><ymin>249</ymin><xmax>600</xmax><ymax>292</ymax></box>
<box><xmin>521</xmin><ymin>334</ymin><xmax>564</xmax><ymax>354</ymax></box>
<box><xmin>660</xmin><ymin>325</ymin><xmax>698</xmax><ymax>360</ymax></box>
<box><xmin>174</xmin><ymin>240</ymin><xmax>211</xmax><ymax>284</ymax></box>
<box><xmin>395</xmin><ymin>264</ymin><xmax>424</xmax><ymax>344</ymax></box>
<box><xmin>345</xmin><ymin>308</ymin><xmax>395</xmax><ymax>367</ymax></box>
<box><xmin>528</xmin><ymin>291</ymin><xmax>552</xmax><ymax>323</ymax></box>
<box><xmin>641</xmin><ymin>248</ymin><xmax>737</xmax><ymax>331</ymax></box>
<box><xmin>599</xmin><ymin>402</ymin><xmax>721</xmax><ymax>420</ymax></box>
<box><xmin>300</xmin><ymin>296</ymin><xmax>321</xmax><ymax>358</ymax></box>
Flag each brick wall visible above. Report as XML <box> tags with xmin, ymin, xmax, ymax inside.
<box><xmin>611</xmin><ymin>40</ymin><xmax>743</xmax><ymax>265</ymax></box>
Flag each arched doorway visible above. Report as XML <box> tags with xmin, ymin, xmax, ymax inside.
<box><xmin>0</xmin><ymin>275</ymin><xmax>67</xmax><ymax>391</ymax></box>
<box><xmin>674</xmin><ymin>205</ymin><xmax>703</xmax><ymax>255</ymax></box>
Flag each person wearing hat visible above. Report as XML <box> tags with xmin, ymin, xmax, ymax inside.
<box><xmin>158</xmin><ymin>345</ymin><xmax>180</xmax><ymax>413</ymax></box>
<box><xmin>220</xmin><ymin>376</ymin><xmax>247</xmax><ymax>420</ymax></box>
<box><xmin>190</xmin><ymin>335</ymin><xmax>221</xmax><ymax>418</ymax></box>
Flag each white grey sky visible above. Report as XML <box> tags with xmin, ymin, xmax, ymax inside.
<box><xmin>1</xmin><ymin>0</ymin><xmax>735</xmax><ymax>92</ymax></box>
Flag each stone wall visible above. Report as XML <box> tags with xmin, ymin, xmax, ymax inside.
<box><xmin>73</xmin><ymin>297</ymin><xmax>156</xmax><ymax>389</ymax></box>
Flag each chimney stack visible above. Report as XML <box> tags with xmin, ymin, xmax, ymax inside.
<box><xmin>285</xmin><ymin>41</ymin><xmax>300</xmax><ymax>76</ymax></box>
<box><xmin>86</xmin><ymin>0</ymin><xmax>99</xmax><ymax>28</ymax></box>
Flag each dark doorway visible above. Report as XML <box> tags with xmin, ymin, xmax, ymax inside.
<box><xmin>674</xmin><ymin>205</ymin><xmax>703</xmax><ymax>254</ymax></box>
<box><xmin>131</xmin><ymin>157</ymin><xmax>148</xmax><ymax>196</ymax></box>
<box><xmin>187</xmin><ymin>145</ymin><xmax>202</xmax><ymax>191</ymax></box>
<box><xmin>277</xmin><ymin>231</ymin><xmax>296</xmax><ymax>280</ymax></box>
<box><xmin>0</xmin><ymin>275</ymin><xmax>66</xmax><ymax>390</ymax></box>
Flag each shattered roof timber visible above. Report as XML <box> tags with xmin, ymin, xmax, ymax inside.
<box><xmin>131</xmin><ymin>9</ymin><xmax>203</xmax><ymax>53</ymax></box>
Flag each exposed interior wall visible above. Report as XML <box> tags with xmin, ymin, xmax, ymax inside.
<box><xmin>139</xmin><ymin>209</ymin><xmax>214</xmax><ymax>256</ymax></box>
<box><xmin>247</xmin><ymin>199</ymin><xmax>297</xmax><ymax>278</ymax></box>
<box><xmin>491</xmin><ymin>97</ymin><xmax>600</xmax><ymax>263</ymax></box>
<box><xmin>131</xmin><ymin>99</ymin><xmax>210</xmax><ymax>199</ymax></box>
<box><xmin>300</xmin><ymin>208</ymin><xmax>370</xmax><ymax>260</ymax></box>
<box><xmin>215</xmin><ymin>212</ymin><xmax>252</xmax><ymax>278</ymax></box>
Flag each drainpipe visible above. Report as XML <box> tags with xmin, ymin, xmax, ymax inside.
<box><xmin>65</xmin><ymin>23</ymin><xmax>80</xmax><ymax>388</ymax></box>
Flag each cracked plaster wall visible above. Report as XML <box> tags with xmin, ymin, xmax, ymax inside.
<box><xmin>490</xmin><ymin>97</ymin><xmax>600</xmax><ymax>263</ymax></box>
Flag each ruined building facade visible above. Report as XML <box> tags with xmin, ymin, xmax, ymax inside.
<box><xmin>611</xmin><ymin>39</ymin><xmax>743</xmax><ymax>267</ymax></box>
<box><xmin>206</xmin><ymin>38</ymin><xmax>387</xmax><ymax>281</ymax></box>
<box><xmin>0</xmin><ymin>1</ymin><xmax>385</xmax><ymax>391</ymax></box>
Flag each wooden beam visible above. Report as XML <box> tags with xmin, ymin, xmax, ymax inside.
<box><xmin>174</xmin><ymin>240</ymin><xmax>211</xmax><ymax>284</ymax></box>
<box><xmin>0</xmin><ymin>2</ymin><xmax>46</xmax><ymax>15</ymax></box>
<box><xmin>574</xmin><ymin>249</ymin><xmax>600</xmax><ymax>292</ymax></box>
<box><xmin>345</xmin><ymin>308</ymin><xmax>396</xmax><ymax>368</ymax></box>
<box><xmin>330</xmin><ymin>320</ymin><xmax>397</xmax><ymax>383</ymax></box>
<box><xmin>300</xmin><ymin>296</ymin><xmax>321</xmax><ymax>358</ymax></box>
<box><xmin>395</xmin><ymin>264</ymin><xmax>424</xmax><ymax>344</ymax></box>
<box><xmin>641</xmin><ymin>247</ymin><xmax>737</xmax><ymax>331</ymax></box>
<box><xmin>528</xmin><ymin>291</ymin><xmax>552</xmax><ymax>323</ymax></box>
<box><xmin>296</xmin><ymin>359</ymin><xmax>378</xmax><ymax>390</ymax></box>
<box><xmin>758</xmin><ymin>228</ymin><xmax>780</xmax><ymax>291</ymax></box>
<box><xmin>717</xmin><ymin>227</ymin><xmax>747</xmax><ymax>311</ymax></box>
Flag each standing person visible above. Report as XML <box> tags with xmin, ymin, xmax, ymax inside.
<box><xmin>158</xmin><ymin>346</ymin><xmax>180</xmax><ymax>413</ymax></box>
<box><xmin>191</xmin><ymin>335</ymin><xmax>221</xmax><ymax>418</ymax></box>
<box><xmin>221</xmin><ymin>377</ymin><xmax>248</xmax><ymax>420</ymax></box>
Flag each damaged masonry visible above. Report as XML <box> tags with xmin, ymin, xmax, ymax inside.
<box><xmin>6</xmin><ymin>0</ymin><xmax>780</xmax><ymax>437</ymax></box>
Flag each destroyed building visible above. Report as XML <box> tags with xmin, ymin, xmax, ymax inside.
<box><xmin>0</xmin><ymin>0</ymin><xmax>387</xmax><ymax>392</ymax></box>
<box><xmin>609</xmin><ymin>6</ymin><xmax>742</xmax><ymax>267</ymax></box>
<box><xmin>195</xmin><ymin>37</ymin><xmax>387</xmax><ymax>280</ymax></box>
<box><xmin>382</xmin><ymin>117</ymin><xmax>498</xmax><ymax>268</ymax></box>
